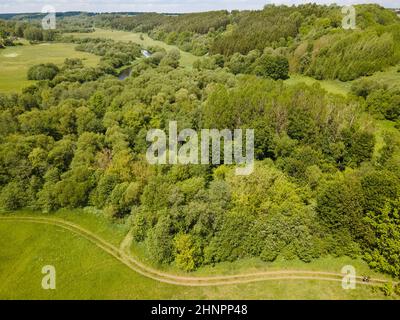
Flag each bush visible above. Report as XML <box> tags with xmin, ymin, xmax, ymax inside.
<box><xmin>350</xmin><ymin>79</ymin><xmax>384</xmax><ymax>99</ymax></box>
<box><xmin>174</xmin><ymin>233</ymin><xmax>200</xmax><ymax>271</ymax></box>
<box><xmin>160</xmin><ymin>49</ymin><xmax>180</xmax><ymax>68</ymax></box>
<box><xmin>252</xmin><ymin>53</ymin><xmax>289</xmax><ymax>80</ymax></box>
<box><xmin>381</xmin><ymin>282</ymin><xmax>395</xmax><ymax>297</ymax></box>
<box><xmin>145</xmin><ymin>214</ymin><xmax>174</xmax><ymax>264</ymax></box>
<box><xmin>366</xmin><ymin>89</ymin><xmax>400</xmax><ymax>121</ymax></box>
<box><xmin>27</xmin><ymin>63</ymin><xmax>59</xmax><ymax>80</ymax></box>
<box><xmin>0</xmin><ymin>181</ymin><xmax>27</xmax><ymax>210</ymax></box>
<box><xmin>364</xmin><ymin>201</ymin><xmax>400</xmax><ymax>278</ymax></box>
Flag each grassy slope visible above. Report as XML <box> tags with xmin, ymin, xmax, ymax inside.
<box><xmin>285</xmin><ymin>64</ymin><xmax>400</xmax><ymax>97</ymax></box>
<box><xmin>0</xmin><ymin>42</ymin><xmax>100</xmax><ymax>93</ymax></box>
<box><xmin>285</xmin><ymin>74</ymin><xmax>351</xmax><ymax>96</ymax></box>
<box><xmin>66</xmin><ymin>28</ymin><xmax>198</xmax><ymax>69</ymax></box>
<box><xmin>0</xmin><ymin>211</ymin><xmax>395</xmax><ymax>300</ymax></box>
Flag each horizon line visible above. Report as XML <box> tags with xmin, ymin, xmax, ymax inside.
<box><xmin>0</xmin><ymin>3</ymin><xmax>399</xmax><ymax>15</ymax></box>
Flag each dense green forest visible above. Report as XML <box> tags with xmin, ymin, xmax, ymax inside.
<box><xmin>0</xmin><ymin>4</ymin><xmax>400</xmax><ymax>279</ymax></box>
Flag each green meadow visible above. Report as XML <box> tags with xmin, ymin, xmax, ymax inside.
<box><xmin>0</xmin><ymin>42</ymin><xmax>100</xmax><ymax>93</ymax></box>
<box><xmin>284</xmin><ymin>74</ymin><xmax>352</xmax><ymax>96</ymax></box>
<box><xmin>285</xmin><ymin>64</ymin><xmax>400</xmax><ymax>97</ymax></box>
<box><xmin>0</xmin><ymin>210</ymin><xmax>395</xmax><ymax>300</ymax></box>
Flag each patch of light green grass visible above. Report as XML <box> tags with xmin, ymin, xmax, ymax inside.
<box><xmin>285</xmin><ymin>74</ymin><xmax>351</xmax><ymax>96</ymax></box>
<box><xmin>2</xmin><ymin>209</ymin><xmax>128</xmax><ymax>246</ymax></box>
<box><xmin>0</xmin><ymin>42</ymin><xmax>100</xmax><ymax>93</ymax></box>
<box><xmin>131</xmin><ymin>241</ymin><xmax>392</xmax><ymax>283</ymax></box>
<box><xmin>286</xmin><ymin>64</ymin><xmax>400</xmax><ymax>97</ymax></box>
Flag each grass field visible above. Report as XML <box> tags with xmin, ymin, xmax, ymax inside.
<box><xmin>131</xmin><ymin>241</ymin><xmax>393</xmax><ymax>281</ymax></box>
<box><xmin>0</xmin><ymin>42</ymin><xmax>100</xmax><ymax>93</ymax></box>
<box><xmin>66</xmin><ymin>28</ymin><xmax>199</xmax><ymax>69</ymax></box>
<box><xmin>286</xmin><ymin>64</ymin><xmax>400</xmax><ymax>96</ymax></box>
<box><xmin>285</xmin><ymin>74</ymin><xmax>351</xmax><ymax>96</ymax></box>
<box><xmin>0</xmin><ymin>210</ymin><xmax>396</xmax><ymax>300</ymax></box>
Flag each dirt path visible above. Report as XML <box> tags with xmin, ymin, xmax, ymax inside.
<box><xmin>0</xmin><ymin>216</ymin><xmax>392</xmax><ymax>287</ymax></box>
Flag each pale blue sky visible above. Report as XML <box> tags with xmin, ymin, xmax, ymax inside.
<box><xmin>0</xmin><ymin>0</ymin><xmax>397</xmax><ymax>14</ymax></box>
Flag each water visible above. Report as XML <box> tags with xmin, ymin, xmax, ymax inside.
<box><xmin>118</xmin><ymin>50</ymin><xmax>152</xmax><ymax>80</ymax></box>
<box><xmin>141</xmin><ymin>50</ymin><xmax>151</xmax><ymax>58</ymax></box>
<box><xmin>118</xmin><ymin>67</ymin><xmax>132</xmax><ymax>80</ymax></box>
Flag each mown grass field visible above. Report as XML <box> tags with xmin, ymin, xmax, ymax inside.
<box><xmin>66</xmin><ymin>28</ymin><xmax>199</xmax><ymax>69</ymax></box>
<box><xmin>0</xmin><ymin>42</ymin><xmax>100</xmax><ymax>93</ymax></box>
<box><xmin>0</xmin><ymin>210</ymin><xmax>395</xmax><ymax>300</ymax></box>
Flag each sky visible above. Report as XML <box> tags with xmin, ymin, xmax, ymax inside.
<box><xmin>0</xmin><ymin>0</ymin><xmax>398</xmax><ymax>14</ymax></box>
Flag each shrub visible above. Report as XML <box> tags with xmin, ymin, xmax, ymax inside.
<box><xmin>351</xmin><ymin>79</ymin><xmax>384</xmax><ymax>99</ymax></box>
<box><xmin>252</xmin><ymin>53</ymin><xmax>289</xmax><ymax>80</ymax></box>
<box><xmin>27</xmin><ymin>63</ymin><xmax>59</xmax><ymax>80</ymax></box>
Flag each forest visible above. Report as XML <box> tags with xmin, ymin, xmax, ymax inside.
<box><xmin>88</xmin><ymin>4</ymin><xmax>400</xmax><ymax>81</ymax></box>
<box><xmin>0</xmin><ymin>4</ymin><xmax>400</xmax><ymax>284</ymax></box>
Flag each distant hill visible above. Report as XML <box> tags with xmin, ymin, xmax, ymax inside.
<box><xmin>0</xmin><ymin>11</ymin><xmax>182</xmax><ymax>20</ymax></box>
<box><xmin>0</xmin><ymin>12</ymin><xmax>97</xmax><ymax>20</ymax></box>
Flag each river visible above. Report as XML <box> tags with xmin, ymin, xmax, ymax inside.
<box><xmin>118</xmin><ymin>49</ymin><xmax>152</xmax><ymax>80</ymax></box>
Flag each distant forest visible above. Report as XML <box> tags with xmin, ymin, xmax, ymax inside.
<box><xmin>87</xmin><ymin>4</ymin><xmax>400</xmax><ymax>80</ymax></box>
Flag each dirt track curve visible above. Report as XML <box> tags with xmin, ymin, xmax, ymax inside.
<box><xmin>0</xmin><ymin>216</ymin><xmax>392</xmax><ymax>287</ymax></box>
